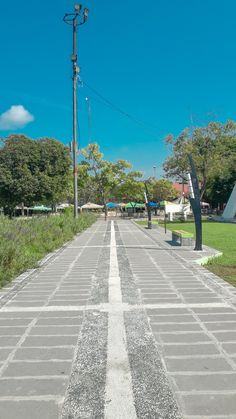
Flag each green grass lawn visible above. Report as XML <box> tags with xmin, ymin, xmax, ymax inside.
<box><xmin>161</xmin><ymin>221</ymin><xmax>236</xmax><ymax>287</ymax></box>
<box><xmin>136</xmin><ymin>220</ymin><xmax>159</xmax><ymax>226</ymax></box>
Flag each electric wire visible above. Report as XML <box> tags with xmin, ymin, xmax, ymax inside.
<box><xmin>82</xmin><ymin>81</ymin><xmax>159</xmax><ymax>139</ymax></box>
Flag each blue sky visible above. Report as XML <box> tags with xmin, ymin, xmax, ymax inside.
<box><xmin>1</xmin><ymin>0</ymin><xmax>236</xmax><ymax>177</ymax></box>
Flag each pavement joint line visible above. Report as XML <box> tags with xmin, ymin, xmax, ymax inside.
<box><xmin>0</xmin><ymin>375</ymin><xmax>69</xmax><ymax>380</ymax></box>
<box><xmin>182</xmin><ymin>416</ymin><xmax>236</xmax><ymax>419</ymax></box>
<box><xmin>0</xmin><ymin>302</ymin><xmax>231</xmax><ymax>314</ymax></box>
<box><xmin>11</xmin><ymin>359</ymin><xmax>72</xmax><ymax>363</ymax></box>
<box><xmin>175</xmin><ymin>390</ymin><xmax>236</xmax><ymax>395</ymax></box>
<box><xmin>0</xmin><ymin>396</ymin><xmax>64</xmax><ymax>402</ymax></box>
<box><xmin>0</xmin><ymin>346</ymin><xmax>75</xmax><ymax>350</ymax></box>
<box><xmin>157</xmin><ymin>342</ymin><xmax>230</xmax><ymax>346</ymax></box>
<box><xmin>121</xmin><ymin>221</ymin><xmax>236</xmax><ymax>415</ymax></box>
<box><xmin>133</xmin><ymin>221</ymin><xmax>236</xmax><ymax>304</ymax></box>
<box><xmin>1</xmin><ymin>220</ymin><xmax>102</xmax><ymax>309</ymax></box>
<box><xmin>104</xmin><ymin>221</ymin><xmax>137</xmax><ymax>419</ymax></box>
<box><xmin>68</xmin><ymin>244</ymin><xmax>161</xmax><ymax>248</ymax></box>
<box><xmin>169</xmin><ymin>371</ymin><xmax>236</xmax><ymax>376</ymax></box>
<box><xmin>12</xmin><ymin>334</ymin><xmax>79</xmax><ymax>337</ymax></box>
<box><xmin>129</xmin><ymin>232</ymin><xmax>236</xmax><ymax>371</ymax></box>
<box><xmin>0</xmin><ymin>234</ymin><xmax>85</xmax><ymax>307</ymax></box>
<box><xmin>0</xmin><ymin>314</ymin><xmax>42</xmax><ymax>378</ymax></box>
<box><xmin>115</xmin><ymin>221</ymin><xmax>182</xmax><ymax>419</ymax></box>
<box><xmin>164</xmin><ymin>355</ymin><xmax>232</xmax><ymax>359</ymax></box>
<box><xmin>0</xmin><ymin>302</ymin><xmax>232</xmax><ymax>313</ymax></box>
<box><xmin>169</xmin><ymin>247</ymin><xmax>236</xmax><ymax>306</ymax></box>
<box><xmin>182</xmin><ymin>305</ymin><xmax>236</xmax><ymax>371</ymax></box>
<box><xmin>0</xmin><ymin>222</ymin><xmax>104</xmax><ymax>400</ymax></box>
<box><xmin>61</xmin><ymin>222</ymin><xmax>111</xmax><ymax>419</ymax></box>
<box><xmin>1</xmin><ymin>220</ymin><xmax>236</xmax><ymax>418</ymax></box>
<box><xmin>44</xmin><ymin>225</ymin><xmax>98</xmax><ymax>307</ymax></box>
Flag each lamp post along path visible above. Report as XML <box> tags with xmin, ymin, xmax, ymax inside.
<box><xmin>63</xmin><ymin>5</ymin><xmax>89</xmax><ymax>218</ymax></box>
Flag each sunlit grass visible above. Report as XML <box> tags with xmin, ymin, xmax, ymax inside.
<box><xmin>159</xmin><ymin>221</ymin><xmax>236</xmax><ymax>286</ymax></box>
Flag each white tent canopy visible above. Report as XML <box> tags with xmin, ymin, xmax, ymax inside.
<box><xmin>222</xmin><ymin>183</ymin><xmax>236</xmax><ymax>219</ymax></box>
<box><xmin>81</xmin><ymin>202</ymin><xmax>103</xmax><ymax>209</ymax></box>
<box><xmin>57</xmin><ymin>203</ymin><xmax>72</xmax><ymax>210</ymax></box>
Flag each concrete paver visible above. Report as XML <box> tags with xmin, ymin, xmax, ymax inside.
<box><xmin>0</xmin><ymin>219</ymin><xmax>235</xmax><ymax>418</ymax></box>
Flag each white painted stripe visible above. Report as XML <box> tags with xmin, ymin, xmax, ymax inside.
<box><xmin>0</xmin><ymin>306</ymin><xmax>87</xmax><ymax>312</ymax></box>
<box><xmin>140</xmin><ymin>303</ymin><xmax>231</xmax><ymax>309</ymax></box>
<box><xmin>0</xmin><ymin>301</ymin><xmax>231</xmax><ymax>314</ymax></box>
<box><xmin>68</xmin><ymin>244</ymin><xmax>159</xmax><ymax>248</ymax></box>
<box><xmin>0</xmin><ymin>396</ymin><xmax>63</xmax><ymax>401</ymax></box>
<box><xmin>104</xmin><ymin>221</ymin><xmax>137</xmax><ymax>419</ymax></box>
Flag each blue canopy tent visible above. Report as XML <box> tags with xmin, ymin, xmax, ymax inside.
<box><xmin>147</xmin><ymin>201</ymin><xmax>159</xmax><ymax>208</ymax></box>
<box><xmin>106</xmin><ymin>202</ymin><xmax>120</xmax><ymax>209</ymax></box>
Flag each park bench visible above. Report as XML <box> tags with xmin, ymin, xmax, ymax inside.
<box><xmin>172</xmin><ymin>230</ymin><xmax>193</xmax><ymax>246</ymax></box>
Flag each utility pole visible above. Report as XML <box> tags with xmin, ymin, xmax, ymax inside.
<box><xmin>63</xmin><ymin>5</ymin><xmax>89</xmax><ymax>218</ymax></box>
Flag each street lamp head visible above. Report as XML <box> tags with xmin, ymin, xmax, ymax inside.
<box><xmin>74</xmin><ymin>4</ymin><xmax>82</xmax><ymax>13</ymax></box>
<box><xmin>83</xmin><ymin>7</ymin><xmax>89</xmax><ymax>21</ymax></box>
<box><xmin>64</xmin><ymin>5</ymin><xmax>89</xmax><ymax>25</ymax></box>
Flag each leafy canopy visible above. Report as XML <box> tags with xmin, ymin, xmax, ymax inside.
<box><xmin>0</xmin><ymin>135</ymin><xmax>71</xmax><ymax>213</ymax></box>
<box><xmin>164</xmin><ymin>120</ymin><xmax>236</xmax><ymax>199</ymax></box>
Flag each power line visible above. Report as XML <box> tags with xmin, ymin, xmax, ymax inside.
<box><xmin>83</xmin><ymin>81</ymin><xmax>159</xmax><ymax>139</ymax></box>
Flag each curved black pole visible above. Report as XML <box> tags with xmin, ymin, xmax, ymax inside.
<box><xmin>188</xmin><ymin>154</ymin><xmax>202</xmax><ymax>251</ymax></box>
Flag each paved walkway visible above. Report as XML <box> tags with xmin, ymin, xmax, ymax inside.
<box><xmin>0</xmin><ymin>220</ymin><xmax>236</xmax><ymax>418</ymax></box>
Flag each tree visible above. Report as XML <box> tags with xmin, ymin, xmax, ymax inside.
<box><xmin>164</xmin><ymin>121</ymin><xmax>236</xmax><ymax>199</ymax></box>
<box><xmin>80</xmin><ymin>143</ymin><xmax>131</xmax><ymax>218</ymax></box>
<box><xmin>113</xmin><ymin>171</ymin><xmax>144</xmax><ymax>204</ymax></box>
<box><xmin>0</xmin><ymin>135</ymin><xmax>71</xmax><ymax>215</ymax></box>
<box><xmin>149</xmin><ymin>179</ymin><xmax>178</xmax><ymax>202</ymax></box>
<box><xmin>205</xmin><ymin>171</ymin><xmax>236</xmax><ymax>208</ymax></box>
<box><xmin>37</xmin><ymin>138</ymin><xmax>71</xmax><ymax>208</ymax></box>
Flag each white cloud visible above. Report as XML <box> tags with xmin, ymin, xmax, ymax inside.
<box><xmin>0</xmin><ymin>105</ymin><xmax>34</xmax><ymax>130</ymax></box>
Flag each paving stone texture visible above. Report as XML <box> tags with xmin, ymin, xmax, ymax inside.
<box><xmin>0</xmin><ymin>219</ymin><xmax>235</xmax><ymax>418</ymax></box>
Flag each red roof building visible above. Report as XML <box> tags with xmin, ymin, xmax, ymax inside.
<box><xmin>172</xmin><ymin>182</ymin><xmax>190</xmax><ymax>196</ymax></box>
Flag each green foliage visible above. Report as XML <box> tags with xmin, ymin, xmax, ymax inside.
<box><xmin>205</xmin><ymin>170</ymin><xmax>236</xmax><ymax>207</ymax></box>
<box><xmin>148</xmin><ymin>178</ymin><xmax>178</xmax><ymax>201</ymax></box>
<box><xmin>79</xmin><ymin>143</ymin><xmax>139</xmax><ymax>206</ymax></box>
<box><xmin>164</xmin><ymin>120</ymin><xmax>236</xmax><ymax>200</ymax></box>
<box><xmin>37</xmin><ymin>138</ymin><xmax>72</xmax><ymax>206</ymax></box>
<box><xmin>0</xmin><ymin>135</ymin><xmax>71</xmax><ymax>214</ymax></box>
<box><xmin>136</xmin><ymin>220</ymin><xmax>159</xmax><ymax>226</ymax></box>
<box><xmin>0</xmin><ymin>213</ymin><xmax>96</xmax><ymax>288</ymax></box>
<box><xmin>113</xmin><ymin>171</ymin><xmax>144</xmax><ymax>203</ymax></box>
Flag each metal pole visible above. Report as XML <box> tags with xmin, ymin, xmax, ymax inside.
<box><xmin>64</xmin><ymin>6</ymin><xmax>89</xmax><ymax>219</ymax></box>
<box><xmin>72</xmin><ymin>17</ymin><xmax>78</xmax><ymax>218</ymax></box>
<box><xmin>153</xmin><ymin>166</ymin><xmax>157</xmax><ymax>179</ymax></box>
<box><xmin>144</xmin><ymin>182</ymin><xmax>152</xmax><ymax>229</ymax></box>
